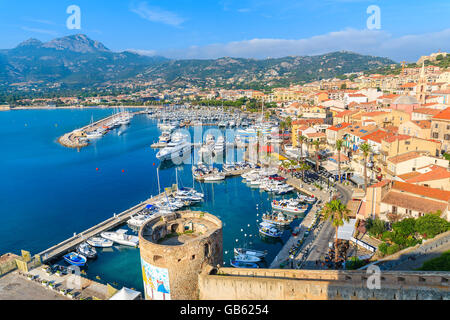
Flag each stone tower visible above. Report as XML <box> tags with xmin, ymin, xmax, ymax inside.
<box><xmin>139</xmin><ymin>211</ymin><xmax>223</xmax><ymax>300</ymax></box>
<box><xmin>416</xmin><ymin>61</ymin><xmax>427</xmax><ymax>104</ymax></box>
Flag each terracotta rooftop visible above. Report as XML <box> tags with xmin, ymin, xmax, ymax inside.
<box><xmin>382</xmin><ymin>191</ymin><xmax>448</xmax><ymax>214</ymax></box>
<box><xmin>410</xmin><ymin>120</ymin><xmax>431</xmax><ymax>129</ymax></box>
<box><xmin>388</xmin><ymin>151</ymin><xmax>423</xmax><ymax>164</ymax></box>
<box><xmin>432</xmin><ymin>107</ymin><xmax>450</xmax><ymax>121</ymax></box>
<box><xmin>369</xmin><ymin>179</ymin><xmax>391</xmax><ymax>189</ymax></box>
<box><xmin>361</xmin><ymin>129</ymin><xmax>393</xmax><ymax>144</ymax></box>
<box><xmin>383</xmin><ymin>134</ymin><xmax>411</xmax><ymax>143</ymax></box>
<box><xmin>413</xmin><ymin>108</ymin><xmax>441</xmax><ymax>115</ymax></box>
<box><xmin>392</xmin><ymin>181</ymin><xmax>450</xmax><ymax>202</ymax></box>
<box><xmin>406</xmin><ymin>166</ymin><xmax>450</xmax><ymax>184</ymax></box>
<box><xmin>327</xmin><ymin>122</ymin><xmax>352</xmax><ymax>132</ymax></box>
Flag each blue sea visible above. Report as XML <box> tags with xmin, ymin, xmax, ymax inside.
<box><xmin>0</xmin><ymin>109</ymin><xmax>306</xmax><ymax>293</ymax></box>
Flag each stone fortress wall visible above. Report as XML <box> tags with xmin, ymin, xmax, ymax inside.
<box><xmin>139</xmin><ymin>211</ymin><xmax>223</xmax><ymax>300</ymax></box>
<box><xmin>198</xmin><ymin>268</ymin><xmax>450</xmax><ymax>300</ymax></box>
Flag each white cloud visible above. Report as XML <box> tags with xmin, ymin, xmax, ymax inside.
<box><xmin>133</xmin><ymin>28</ymin><xmax>450</xmax><ymax>62</ymax></box>
<box><xmin>130</xmin><ymin>2</ymin><xmax>185</xmax><ymax>27</ymax></box>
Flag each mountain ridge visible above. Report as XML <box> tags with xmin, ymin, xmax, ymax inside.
<box><xmin>0</xmin><ymin>34</ymin><xmax>397</xmax><ymax>89</ymax></box>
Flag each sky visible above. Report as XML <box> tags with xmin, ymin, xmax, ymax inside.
<box><xmin>1</xmin><ymin>0</ymin><xmax>450</xmax><ymax>62</ymax></box>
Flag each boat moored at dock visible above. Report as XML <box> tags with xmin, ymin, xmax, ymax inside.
<box><xmin>63</xmin><ymin>252</ymin><xmax>87</xmax><ymax>267</ymax></box>
<box><xmin>101</xmin><ymin>229</ymin><xmax>139</xmax><ymax>247</ymax></box>
<box><xmin>86</xmin><ymin>237</ymin><xmax>114</xmax><ymax>248</ymax></box>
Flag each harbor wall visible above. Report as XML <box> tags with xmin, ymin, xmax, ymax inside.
<box><xmin>198</xmin><ymin>268</ymin><xmax>450</xmax><ymax>300</ymax></box>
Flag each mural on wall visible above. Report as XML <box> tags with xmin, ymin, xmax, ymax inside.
<box><xmin>141</xmin><ymin>258</ymin><xmax>171</xmax><ymax>300</ymax></box>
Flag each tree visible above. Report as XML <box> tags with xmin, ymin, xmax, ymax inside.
<box><xmin>359</xmin><ymin>143</ymin><xmax>372</xmax><ymax>193</ymax></box>
<box><xmin>366</xmin><ymin>218</ymin><xmax>387</xmax><ymax>238</ymax></box>
<box><xmin>312</xmin><ymin>140</ymin><xmax>322</xmax><ymax>172</ymax></box>
<box><xmin>415</xmin><ymin>212</ymin><xmax>450</xmax><ymax>239</ymax></box>
<box><xmin>322</xmin><ymin>199</ymin><xmax>351</xmax><ymax>264</ymax></box>
<box><xmin>298</xmin><ymin>161</ymin><xmax>311</xmax><ymax>180</ymax></box>
<box><xmin>297</xmin><ymin>135</ymin><xmax>307</xmax><ymax>161</ymax></box>
<box><xmin>285</xmin><ymin>116</ymin><xmax>292</xmax><ymax>132</ymax></box>
<box><xmin>336</xmin><ymin>139</ymin><xmax>344</xmax><ymax>183</ymax></box>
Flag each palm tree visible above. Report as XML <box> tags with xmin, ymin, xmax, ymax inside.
<box><xmin>322</xmin><ymin>199</ymin><xmax>351</xmax><ymax>264</ymax></box>
<box><xmin>359</xmin><ymin>143</ymin><xmax>372</xmax><ymax>193</ymax></box>
<box><xmin>298</xmin><ymin>161</ymin><xmax>311</xmax><ymax>180</ymax></box>
<box><xmin>312</xmin><ymin>140</ymin><xmax>322</xmax><ymax>172</ymax></box>
<box><xmin>335</xmin><ymin>139</ymin><xmax>344</xmax><ymax>184</ymax></box>
<box><xmin>297</xmin><ymin>135</ymin><xmax>307</xmax><ymax>161</ymax></box>
<box><xmin>285</xmin><ymin>116</ymin><xmax>292</xmax><ymax>132</ymax></box>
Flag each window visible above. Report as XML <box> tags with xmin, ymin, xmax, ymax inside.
<box><xmin>444</xmin><ymin>134</ymin><xmax>450</xmax><ymax>141</ymax></box>
<box><xmin>433</xmin><ymin>132</ymin><xmax>439</xmax><ymax>139</ymax></box>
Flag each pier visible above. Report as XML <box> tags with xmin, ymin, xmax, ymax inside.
<box><xmin>38</xmin><ymin>191</ymin><xmax>172</xmax><ymax>263</ymax></box>
<box><xmin>58</xmin><ymin>111</ymin><xmax>143</xmax><ymax>149</ymax></box>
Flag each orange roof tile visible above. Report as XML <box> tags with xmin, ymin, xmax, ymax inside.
<box><xmin>392</xmin><ymin>181</ymin><xmax>450</xmax><ymax>202</ymax></box>
<box><xmin>432</xmin><ymin>107</ymin><xmax>450</xmax><ymax>121</ymax></box>
<box><xmin>406</xmin><ymin>166</ymin><xmax>450</xmax><ymax>183</ymax></box>
<box><xmin>327</xmin><ymin>122</ymin><xmax>352</xmax><ymax>132</ymax></box>
<box><xmin>382</xmin><ymin>191</ymin><xmax>448</xmax><ymax>214</ymax></box>
<box><xmin>361</xmin><ymin>130</ymin><xmax>392</xmax><ymax>144</ymax></box>
<box><xmin>388</xmin><ymin>151</ymin><xmax>422</xmax><ymax>164</ymax></box>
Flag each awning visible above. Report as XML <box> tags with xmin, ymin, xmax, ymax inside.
<box><xmin>337</xmin><ymin>219</ymin><xmax>357</xmax><ymax>240</ymax></box>
<box><xmin>350</xmin><ymin>175</ymin><xmax>365</xmax><ymax>187</ymax></box>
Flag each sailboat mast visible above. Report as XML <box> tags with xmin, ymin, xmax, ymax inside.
<box><xmin>157</xmin><ymin>167</ymin><xmax>161</xmax><ymax>195</ymax></box>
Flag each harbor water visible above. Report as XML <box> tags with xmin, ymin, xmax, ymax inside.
<box><xmin>0</xmin><ymin>109</ymin><xmax>307</xmax><ymax>294</ymax></box>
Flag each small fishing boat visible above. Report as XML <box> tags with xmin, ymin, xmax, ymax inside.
<box><xmin>87</xmin><ymin>237</ymin><xmax>114</xmax><ymax>248</ymax></box>
<box><xmin>76</xmin><ymin>242</ymin><xmax>97</xmax><ymax>259</ymax></box>
<box><xmin>304</xmin><ymin>196</ymin><xmax>316</xmax><ymax>203</ymax></box>
<box><xmin>63</xmin><ymin>252</ymin><xmax>87</xmax><ymax>267</ymax></box>
<box><xmin>262</xmin><ymin>212</ymin><xmax>293</xmax><ymax>226</ymax></box>
<box><xmin>230</xmin><ymin>259</ymin><xmax>259</xmax><ymax>269</ymax></box>
<box><xmin>101</xmin><ymin>229</ymin><xmax>139</xmax><ymax>247</ymax></box>
<box><xmin>234</xmin><ymin>248</ymin><xmax>268</xmax><ymax>259</ymax></box>
<box><xmin>259</xmin><ymin>222</ymin><xmax>283</xmax><ymax>238</ymax></box>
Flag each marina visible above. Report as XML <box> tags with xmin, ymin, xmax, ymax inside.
<box><xmin>0</xmin><ymin>108</ymin><xmax>302</xmax><ymax>294</ymax></box>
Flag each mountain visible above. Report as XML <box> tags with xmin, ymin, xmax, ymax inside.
<box><xmin>0</xmin><ymin>34</ymin><xmax>396</xmax><ymax>90</ymax></box>
<box><xmin>140</xmin><ymin>52</ymin><xmax>396</xmax><ymax>88</ymax></box>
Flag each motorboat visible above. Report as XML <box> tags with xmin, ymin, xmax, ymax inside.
<box><xmin>76</xmin><ymin>242</ymin><xmax>97</xmax><ymax>259</ymax></box>
<box><xmin>63</xmin><ymin>252</ymin><xmax>87</xmax><ymax>267</ymax></box>
<box><xmin>262</xmin><ymin>212</ymin><xmax>294</xmax><ymax>226</ymax></box>
<box><xmin>87</xmin><ymin>236</ymin><xmax>114</xmax><ymax>248</ymax></box>
<box><xmin>304</xmin><ymin>196</ymin><xmax>316</xmax><ymax>203</ymax></box>
<box><xmin>234</xmin><ymin>248</ymin><xmax>268</xmax><ymax>259</ymax></box>
<box><xmin>156</xmin><ymin>140</ymin><xmax>192</xmax><ymax>161</ymax></box>
<box><xmin>214</xmin><ymin>136</ymin><xmax>226</xmax><ymax>155</ymax></box>
<box><xmin>85</xmin><ymin>130</ymin><xmax>104</xmax><ymax>139</ymax></box>
<box><xmin>234</xmin><ymin>254</ymin><xmax>261</xmax><ymax>263</ymax></box>
<box><xmin>272</xmin><ymin>199</ymin><xmax>308</xmax><ymax>214</ymax></box>
<box><xmin>259</xmin><ymin>222</ymin><xmax>283</xmax><ymax>238</ymax></box>
<box><xmin>230</xmin><ymin>259</ymin><xmax>259</xmax><ymax>269</ymax></box>
<box><xmin>101</xmin><ymin>229</ymin><xmax>139</xmax><ymax>247</ymax></box>
<box><xmin>128</xmin><ymin>214</ymin><xmax>153</xmax><ymax>228</ymax></box>
<box><xmin>203</xmin><ymin>173</ymin><xmax>226</xmax><ymax>182</ymax></box>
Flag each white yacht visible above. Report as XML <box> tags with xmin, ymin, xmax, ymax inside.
<box><xmin>86</xmin><ymin>237</ymin><xmax>114</xmax><ymax>248</ymax></box>
<box><xmin>156</xmin><ymin>140</ymin><xmax>192</xmax><ymax>161</ymax></box>
<box><xmin>100</xmin><ymin>229</ymin><xmax>139</xmax><ymax>247</ymax></box>
<box><xmin>214</xmin><ymin>136</ymin><xmax>226</xmax><ymax>155</ymax></box>
<box><xmin>204</xmin><ymin>173</ymin><xmax>226</xmax><ymax>182</ymax></box>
